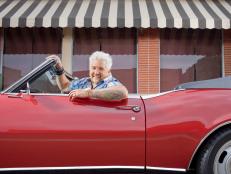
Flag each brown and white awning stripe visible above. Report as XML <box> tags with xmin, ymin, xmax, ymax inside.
<box><xmin>0</xmin><ymin>0</ymin><xmax>230</xmax><ymax>29</ymax></box>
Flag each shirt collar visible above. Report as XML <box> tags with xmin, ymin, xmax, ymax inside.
<box><xmin>88</xmin><ymin>74</ymin><xmax>113</xmax><ymax>88</ymax></box>
<box><xmin>101</xmin><ymin>74</ymin><xmax>113</xmax><ymax>83</ymax></box>
<box><xmin>88</xmin><ymin>74</ymin><xmax>112</xmax><ymax>83</ymax></box>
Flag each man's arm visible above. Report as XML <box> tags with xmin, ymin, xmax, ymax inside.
<box><xmin>89</xmin><ymin>85</ymin><xmax>128</xmax><ymax>101</ymax></box>
<box><xmin>47</xmin><ymin>55</ymin><xmax>71</xmax><ymax>91</ymax></box>
<box><xmin>56</xmin><ymin>73</ymin><xmax>71</xmax><ymax>91</ymax></box>
<box><xmin>69</xmin><ymin>85</ymin><xmax>128</xmax><ymax>101</ymax></box>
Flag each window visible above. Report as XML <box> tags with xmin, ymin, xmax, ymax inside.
<box><xmin>160</xmin><ymin>29</ymin><xmax>222</xmax><ymax>92</ymax></box>
<box><xmin>3</xmin><ymin>28</ymin><xmax>62</xmax><ymax>89</ymax></box>
<box><xmin>29</xmin><ymin>69</ymin><xmax>60</xmax><ymax>94</ymax></box>
<box><xmin>73</xmin><ymin>28</ymin><xmax>137</xmax><ymax>93</ymax></box>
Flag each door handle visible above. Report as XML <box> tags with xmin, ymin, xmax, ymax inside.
<box><xmin>116</xmin><ymin>105</ymin><xmax>141</xmax><ymax>112</ymax></box>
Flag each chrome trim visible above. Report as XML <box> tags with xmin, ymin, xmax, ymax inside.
<box><xmin>27</xmin><ymin>93</ymin><xmax>68</xmax><ymax>97</ymax></box>
<box><xmin>0</xmin><ymin>166</ymin><xmax>144</xmax><ymax>171</ymax></box>
<box><xmin>2</xmin><ymin>93</ymin><xmax>140</xmax><ymax>99</ymax></box>
<box><xmin>187</xmin><ymin>121</ymin><xmax>231</xmax><ymax>170</ymax></box>
<box><xmin>3</xmin><ymin>93</ymin><xmax>68</xmax><ymax>97</ymax></box>
<box><xmin>141</xmin><ymin>89</ymin><xmax>185</xmax><ymax>99</ymax></box>
<box><xmin>147</xmin><ymin>166</ymin><xmax>186</xmax><ymax>172</ymax></box>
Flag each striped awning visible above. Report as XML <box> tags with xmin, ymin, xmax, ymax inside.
<box><xmin>0</xmin><ymin>0</ymin><xmax>231</xmax><ymax>29</ymax></box>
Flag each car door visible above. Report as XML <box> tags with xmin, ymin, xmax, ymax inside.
<box><xmin>0</xmin><ymin>93</ymin><xmax>145</xmax><ymax>172</ymax></box>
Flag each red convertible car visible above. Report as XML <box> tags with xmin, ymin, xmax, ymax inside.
<box><xmin>1</xmin><ymin>58</ymin><xmax>231</xmax><ymax>174</ymax></box>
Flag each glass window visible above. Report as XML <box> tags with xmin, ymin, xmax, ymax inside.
<box><xmin>29</xmin><ymin>69</ymin><xmax>60</xmax><ymax>94</ymax></box>
<box><xmin>73</xmin><ymin>28</ymin><xmax>137</xmax><ymax>93</ymax></box>
<box><xmin>3</xmin><ymin>28</ymin><xmax>62</xmax><ymax>89</ymax></box>
<box><xmin>160</xmin><ymin>29</ymin><xmax>222</xmax><ymax>92</ymax></box>
<box><xmin>12</xmin><ymin>68</ymin><xmax>61</xmax><ymax>94</ymax></box>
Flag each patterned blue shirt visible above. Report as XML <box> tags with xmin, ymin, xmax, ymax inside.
<box><xmin>69</xmin><ymin>75</ymin><xmax>122</xmax><ymax>90</ymax></box>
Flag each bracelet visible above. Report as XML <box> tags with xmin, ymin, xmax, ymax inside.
<box><xmin>55</xmin><ymin>66</ymin><xmax>64</xmax><ymax>76</ymax></box>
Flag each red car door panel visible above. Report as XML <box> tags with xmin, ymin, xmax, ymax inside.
<box><xmin>0</xmin><ymin>94</ymin><xmax>145</xmax><ymax>169</ymax></box>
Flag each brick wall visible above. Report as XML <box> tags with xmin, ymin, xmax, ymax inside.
<box><xmin>138</xmin><ymin>29</ymin><xmax>160</xmax><ymax>94</ymax></box>
<box><xmin>224</xmin><ymin>29</ymin><xmax>231</xmax><ymax>76</ymax></box>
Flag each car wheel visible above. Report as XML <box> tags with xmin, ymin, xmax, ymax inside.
<box><xmin>197</xmin><ymin>128</ymin><xmax>231</xmax><ymax>174</ymax></box>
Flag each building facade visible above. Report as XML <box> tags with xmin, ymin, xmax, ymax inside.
<box><xmin>0</xmin><ymin>0</ymin><xmax>230</xmax><ymax>94</ymax></box>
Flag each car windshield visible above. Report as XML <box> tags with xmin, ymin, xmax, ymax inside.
<box><xmin>27</xmin><ymin>68</ymin><xmax>60</xmax><ymax>93</ymax></box>
<box><xmin>1</xmin><ymin>58</ymin><xmax>73</xmax><ymax>94</ymax></box>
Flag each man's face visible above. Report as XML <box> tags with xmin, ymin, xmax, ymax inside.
<box><xmin>89</xmin><ymin>59</ymin><xmax>110</xmax><ymax>84</ymax></box>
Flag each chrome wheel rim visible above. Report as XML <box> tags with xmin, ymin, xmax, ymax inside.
<box><xmin>214</xmin><ymin>140</ymin><xmax>231</xmax><ymax>174</ymax></box>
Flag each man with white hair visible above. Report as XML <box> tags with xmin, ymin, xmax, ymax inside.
<box><xmin>48</xmin><ymin>51</ymin><xmax>128</xmax><ymax>101</ymax></box>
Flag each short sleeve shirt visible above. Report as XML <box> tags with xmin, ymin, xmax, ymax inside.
<box><xmin>68</xmin><ymin>75</ymin><xmax>122</xmax><ymax>90</ymax></box>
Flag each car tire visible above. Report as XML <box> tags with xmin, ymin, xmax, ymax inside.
<box><xmin>196</xmin><ymin>127</ymin><xmax>231</xmax><ymax>174</ymax></box>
